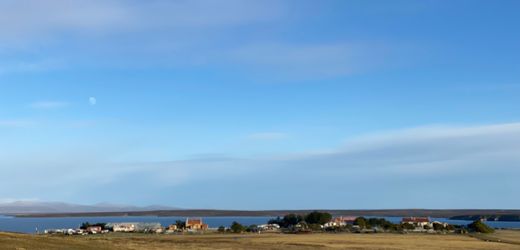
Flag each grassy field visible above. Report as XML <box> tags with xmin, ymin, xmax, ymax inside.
<box><xmin>1</xmin><ymin>231</ymin><xmax>520</xmax><ymax>250</ymax></box>
<box><xmin>470</xmin><ymin>229</ymin><xmax>520</xmax><ymax>245</ymax></box>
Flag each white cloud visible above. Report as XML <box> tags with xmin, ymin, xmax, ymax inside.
<box><xmin>109</xmin><ymin>122</ymin><xmax>520</xmax><ymax>185</ymax></box>
<box><xmin>247</xmin><ymin>132</ymin><xmax>288</xmax><ymax>141</ymax></box>
<box><xmin>0</xmin><ymin>0</ymin><xmax>130</xmax><ymax>41</ymax></box>
<box><xmin>0</xmin><ymin>1</ymin><xmax>416</xmax><ymax>79</ymax></box>
<box><xmin>226</xmin><ymin>42</ymin><xmax>392</xmax><ymax>78</ymax></box>
<box><xmin>0</xmin><ymin>120</ymin><xmax>33</xmax><ymax>128</ymax></box>
<box><xmin>29</xmin><ymin>101</ymin><xmax>68</xmax><ymax>109</ymax></box>
<box><xmin>0</xmin><ymin>59</ymin><xmax>64</xmax><ymax>75</ymax></box>
<box><xmin>0</xmin><ymin>0</ymin><xmax>282</xmax><ymax>42</ymax></box>
<box><xmin>0</xmin><ymin>0</ymin><xmax>287</xmax><ymax>74</ymax></box>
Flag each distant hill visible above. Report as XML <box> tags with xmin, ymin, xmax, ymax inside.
<box><xmin>0</xmin><ymin>201</ymin><xmax>178</xmax><ymax>214</ymax></box>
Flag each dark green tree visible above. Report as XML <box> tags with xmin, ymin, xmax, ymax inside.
<box><xmin>80</xmin><ymin>222</ymin><xmax>91</xmax><ymax>229</ymax></box>
<box><xmin>268</xmin><ymin>217</ymin><xmax>283</xmax><ymax>225</ymax></box>
<box><xmin>402</xmin><ymin>223</ymin><xmax>415</xmax><ymax>230</ymax></box>
<box><xmin>230</xmin><ymin>221</ymin><xmax>246</xmax><ymax>233</ymax></box>
<box><xmin>304</xmin><ymin>211</ymin><xmax>332</xmax><ymax>225</ymax></box>
<box><xmin>354</xmin><ymin>217</ymin><xmax>368</xmax><ymax>229</ymax></box>
<box><xmin>366</xmin><ymin>218</ymin><xmax>395</xmax><ymax>230</ymax></box>
<box><xmin>246</xmin><ymin>224</ymin><xmax>259</xmax><ymax>233</ymax></box>
<box><xmin>432</xmin><ymin>223</ymin><xmax>445</xmax><ymax>231</ymax></box>
<box><xmin>175</xmin><ymin>220</ymin><xmax>186</xmax><ymax>229</ymax></box>
<box><xmin>282</xmin><ymin>214</ymin><xmax>303</xmax><ymax>227</ymax></box>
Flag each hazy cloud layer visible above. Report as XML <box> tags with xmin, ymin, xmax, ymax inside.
<box><xmin>1</xmin><ymin>122</ymin><xmax>519</xmax><ymax>208</ymax></box>
<box><xmin>247</xmin><ymin>132</ymin><xmax>288</xmax><ymax>141</ymax></box>
<box><xmin>0</xmin><ymin>0</ymin><xmax>421</xmax><ymax>78</ymax></box>
<box><xmin>0</xmin><ymin>0</ymin><xmax>283</xmax><ymax>42</ymax></box>
<box><xmin>29</xmin><ymin>101</ymin><xmax>69</xmax><ymax>109</ymax></box>
<box><xmin>0</xmin><ymin>120</ymin><xmax>34</xmax><ymax>128</ymax></box>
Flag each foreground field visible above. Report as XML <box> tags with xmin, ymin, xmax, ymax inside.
<box><xmin>1</xmin><ymin>231</ymin><xmax>520</xmax><ymax>250</ymax></box>
<box><xmin>470</xmin><ymin>230</ymin><xmax>520</xmax><ymax>245</ymax></box>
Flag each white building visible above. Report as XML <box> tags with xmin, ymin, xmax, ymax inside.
<box><xmin>107</xmin><ymin>223</ymin><xmax>136</xmax><ymax>232</ymax></box>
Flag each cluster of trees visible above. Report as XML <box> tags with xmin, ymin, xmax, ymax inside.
<box><xmin>268</xmin><ymin>211</ymin><xmax>332</xmax><ymax>228</ymax></box>
<box><xmin>218</xmin><ymin>222</ymin><xmax>261</xmax><ymax>233</ymax></box>
<box><xmin>224</xmin><ymin>211</ymin><xmax>333</xmax><ymax>233</ymax></box>
<box><xmin>345</xmin><ymin>217</ymin><xmax>457</xmax><ymax>233</ymax></box>
<box><xmin>174</xmin><ymin>220</ymin><xmax>186</xmax><ymax>230</ymax></box>
<box><xmin>352</xmin><ymin>217</ymin><xmax>399</xmax><ymax>231</ymax></box>
<box><xmin>432</xmin><ymin>222</ymin><xmax>455</xmax><ymax>231</ymax></box>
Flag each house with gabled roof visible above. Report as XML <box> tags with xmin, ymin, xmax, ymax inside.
<box><xmin>185</xmin><ymin>217</ymin><xmax>208</xmax><ymax>231</ymax></box>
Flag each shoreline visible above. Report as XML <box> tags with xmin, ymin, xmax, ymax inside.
<box><xmin>7</xmin><ymin>209</ymin><xmax>520</xmax><ymax>219</ymax></box>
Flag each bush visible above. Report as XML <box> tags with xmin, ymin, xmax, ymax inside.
<box><xmin>468</xmin><ymin>220</ymin><xmax>495</xmax><ymax>233</ymax></box>
<box><xmin>307</xmin><ymin>223</ymin><xmax>323</xmax><ymax>231</ymax></box>
<box><xmin>175</xmin><ymin>220</ymin><xmax>186</xmax><ymax>230</ymax></box>
<box><xmin>230</xmin><ymin>221</ymin><xmax>246</xmax><ymax>233</ymax></box>
<box><xmin>367</xmin><ymin>218</ymin><xmax>394</xmax><ymax>229</ymax></box>
<box><xmin>432</xmin><ymin>223</ymin><xmax>445</xmax><ymax>231</ymax></box>
<box><xmin>354</xmin><ymin>217</ymin><xmax>368</xmax><ymax>229</ymax></box>
<box><xmin>401</xmin><ymin>223</ymin><xmax>415</xmax><ymax>230</ymax></box>
<box><xmin>246</xmin><ymin>224</ymin><xmax>259</xmax><ymax>233</ymax></box>
<box><xmin>386</xmin><ymin>223</ymin><xmax>402</xmax><ymax>232</ymax></box>
<box><xmin>217</xmin><ymin>226</ymin><xmax>226</xmax><ymax>233</ymax></box>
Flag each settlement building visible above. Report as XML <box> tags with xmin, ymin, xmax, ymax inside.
<box><xmin>86</xmin><ymin>226</ymin><xmax>102</xmax><ymax>234</ymax></box>
<box><xmin>401</xmin><ymin>217</ymin><xmax>431</xmax><ymax>227</ymax></box>
<box><xmin>107</xmin><ymin>222</ymin><xmax>163</xmax><ymax>233</ymax></box>
<box><xmin>107</xmin><ymin>223</ymin><xmax>136</xmax><ymax>232</ymax></box>
<box><xmin>185</xmin><ymin>217</ymin><xmax>209</xmax><ymax>231</ymax></box>
<box><xmin>324</xmin><ymin>216</ymin><xmax>357</xmax><ymax>228</ymax></box>
<box><xmin>257</xmin><ymin>224</ymin><xmax>281</xmax><ymax>231</ymax></box>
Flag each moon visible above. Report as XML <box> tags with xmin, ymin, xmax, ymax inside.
<box><xmin>89</xmin><ymin>97</ymin><xmax>97</xmax><ymax>105</ymax></box>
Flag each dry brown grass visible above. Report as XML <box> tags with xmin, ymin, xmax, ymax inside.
<box><xmin>470</xmin><ymin>230</ymin><xmax>520</xmax><ymax>245</ymax></box>
<box><xmin>0</xmin><ymin>232</ymin><xmax>112</xmax><ymax>250</ymax></box>
<box><xmin>1</xmin><ymin>231</ymin><xmax>520</xmax><ymax>250</ymax></box>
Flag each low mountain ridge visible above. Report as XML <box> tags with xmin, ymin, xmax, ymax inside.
<box><xmin>0</xmin><ymin>201</ymin><xmax>178</xmax><ymax>214</ymax></box>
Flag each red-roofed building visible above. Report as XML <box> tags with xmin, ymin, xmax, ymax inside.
<box><xmin>185</xmin><ymin>217</ymin><xmax>208</xmax><ymax>231</ymax></box>
<box><xmin>334</xmin><ymin>216</ymin><xmax>357</xmax><ymax>224</ymax></box>
<box><xmin>401</xmin><ymin>217</ymin><xmax>431</xmax><ymax>227</ymax></box>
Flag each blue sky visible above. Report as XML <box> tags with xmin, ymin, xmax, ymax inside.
<box><xmin>1</xmin><ymin>0</ymin><xmax>520</xmax><ymax>209</ymax></box>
